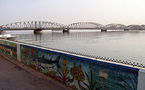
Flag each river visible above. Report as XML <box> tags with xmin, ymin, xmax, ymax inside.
<box><xmin>5</xmin><ymin>30</ymin><xmax>145</xmax><ymax>65</ymax></box>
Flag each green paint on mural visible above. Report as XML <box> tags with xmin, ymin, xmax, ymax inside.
<box><xmin>20</xmin><ymin>45</ymin><xmax>138</xmax><ymax>90</ymax></box>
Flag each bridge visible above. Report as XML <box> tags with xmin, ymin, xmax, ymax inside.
<box><xmin>0</xmin><ymin>21</ymin><xmax>145</xmax><ymax>33</ymax></box>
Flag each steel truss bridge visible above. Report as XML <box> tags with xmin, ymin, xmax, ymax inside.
<box><xmin>0</xmin><ymin>21</ymin><xmax>145</xmax><ymax>32</ymax></box>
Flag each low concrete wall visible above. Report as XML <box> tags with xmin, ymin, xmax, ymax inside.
<box><xmin>0</xmin><ymin>40</ymin><xmax>17</xmax><ymax>59</ymax></box>
<box><xmin>0</xmin><ymin>39</ymin><xmax>145</xmax><ymax>90</ymax></box>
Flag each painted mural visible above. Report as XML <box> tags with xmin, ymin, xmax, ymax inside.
<box><xmin>20</xmin><ymin>45</ymin><xmax>139</xmax><ymax>90</ymax></box>
<box><xmin>0</xmin><ymin>40</ymin><xmax>17</xmax><ymax>59</ymax></box>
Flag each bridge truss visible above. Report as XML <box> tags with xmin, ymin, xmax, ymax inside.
<box><xmin>68</xmin><ymin>22</ymin><xmax>104</xmax><ymax>29</ymax></box>
<box><xmin>0</xmin><ymin>21</ymin><xmax>65</xmax><ymax>30</ymax></box>
<box><xmin>0</xmin><ymin>21</ymin><xmax>145</xmax><ymax>31</ymax></box>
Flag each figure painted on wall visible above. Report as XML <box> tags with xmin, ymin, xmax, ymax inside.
<box><xmin>24</xmin><ymin>48</ymin><xmax>28</xmax><ymax>57</ymax></box>
<box><xmin>70</xmin><ymin>63</ymin><xmax>86</xmax><ymax>90</ymax></box>
<box><xmin>33</xmin><ymin>55</ymin><xmax>61</xmax><ymax>72</ymax></box>
<box><xmin>0</xmin><ymin>41</ymin><xmax>17</xmax><ymax>59</ymax></box>
<box><xmin>22</xmin><ymin>47</ymin><xmax>61</xmax><ymax>73</ymax></box>
<box><xmin>98</xmin><ymin>70</ymin><xmax>109</xmax><ymax>90</ymax></box>
<box><xmin>56</xmin><ymin>59</ymin><xmax>74</xmax><ymax>85</ymax></box>
<box><xmin>31</xmin><ymin>48</ymin><xmax>34</xmax><ymax>57</ymax></box>
<box><xmin>20</xmin><ymin>45</ymin><xmax>138</xmax><ymax>90</ymax></box>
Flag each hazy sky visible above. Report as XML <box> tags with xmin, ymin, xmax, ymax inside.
<box><xmin>0</xmin><ymin>0</ymin><xmax>145</xmax><ymax>25</ymax></box>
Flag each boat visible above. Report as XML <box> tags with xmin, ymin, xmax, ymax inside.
<box><xmin>0</xmin><ymin>34</ymin><xmax>17</xmax><ymax>41</ymax></box>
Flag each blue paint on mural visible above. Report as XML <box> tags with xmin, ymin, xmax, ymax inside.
<box><xmin>20</xmin><ymin>44</ymin><xmax>139</xmax><ymax>90</ymax></box>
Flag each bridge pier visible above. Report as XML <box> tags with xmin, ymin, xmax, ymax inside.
<box><xmin>101</xmin><ymin>29</ymin><xmax>107</xmax><ymax>32</ymax></box>
<box><xmin>63</xmin><ymin>29</ymin><xmax>69</xmax><ymax>33</ymax></box>
<box><xmin>124</xmin><ymin>29</ymin><xmax>129</xmax><ymax>31</ymax></box>
<box><xmin>34</xmin><ymin>29</ymin><xmax>43</xmax><ymax>34</ymax></box>
<box><xmin>0</xmin><ymin>30</ymin><xmax>4</xmax><ymax>35</ymax></box>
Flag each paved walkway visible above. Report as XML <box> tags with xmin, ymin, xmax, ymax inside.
<box><xmin>0</xmin><ymin>56</ymin><xmax>68</xmax><ymax>90</ymax></box>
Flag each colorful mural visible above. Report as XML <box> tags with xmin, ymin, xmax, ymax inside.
<box><xmin>20</xmin><ymin>45</ymin><xmax>139</xmax><ymax>90</ymax></box>
<box><xmin>0</xmin><ymin>40</ymin><xmax>17</xmax><ymax>59</ymax></box>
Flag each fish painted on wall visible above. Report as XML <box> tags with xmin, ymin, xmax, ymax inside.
<box><xmin>32</xmin><ymin>55</ymin><xmax>61</xmax><ymax>68</ymax></box>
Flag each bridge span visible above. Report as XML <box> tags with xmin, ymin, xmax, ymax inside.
<box><xmin>0</xmin><ymin>21</ymin><xmax>145</xmax><ymax>33</ymax></box>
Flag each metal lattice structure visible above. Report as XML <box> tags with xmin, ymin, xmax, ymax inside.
<box><xmin>0</xmin><ymin>21</ymin><xmax>145</xmax><ymax>31</ymax></box>
<box><xmin>105</xmin><ymin>24</ymin><xmax>127</xmax><ymax>29</ymax></box>
<box><xmin>67</xmin><ymin>22</ymin><xmax>104</xmax><ymax>29</ymax></box>
<box><xmin>127</xmin><ymin>25</ymin><xmax>144</xmax><ymax>30</ymax></box>
<box><xmin>0</xmin><ymin>21</ymin><xmax>65</xmax><ymax>30</ymax></box>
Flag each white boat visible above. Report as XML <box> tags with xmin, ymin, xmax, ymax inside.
<box><xmin>0</xmin><ymin>34</ymin><xmax>17</xmax><ymax>41</ymax></box>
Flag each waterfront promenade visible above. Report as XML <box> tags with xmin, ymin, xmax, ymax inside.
<box><xmin>0</xmin><ymin>54</ymin><xmax>70</xmax><ymax>90</ymax></box>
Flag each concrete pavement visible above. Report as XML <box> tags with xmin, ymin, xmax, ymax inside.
<box><xmin>0</xmin><ymin>56</ymin><xmax>70</xmax><ymax>90</ymax></box>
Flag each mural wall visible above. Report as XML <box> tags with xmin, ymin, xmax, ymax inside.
<box><xmin>20</xmin><ymin>45</ymin><xmax>139</xmax><ymax>90</ymax></box>
<box><xmin>0</xmin><ymin>40</ymin><xmax>17</xmax><ymax>59</ymax></box>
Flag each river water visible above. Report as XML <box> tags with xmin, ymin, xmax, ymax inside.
<box><xmin>5</xmin><ymin>30</ymin><xmax>145</xmax><ymax>65</ymax></box>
